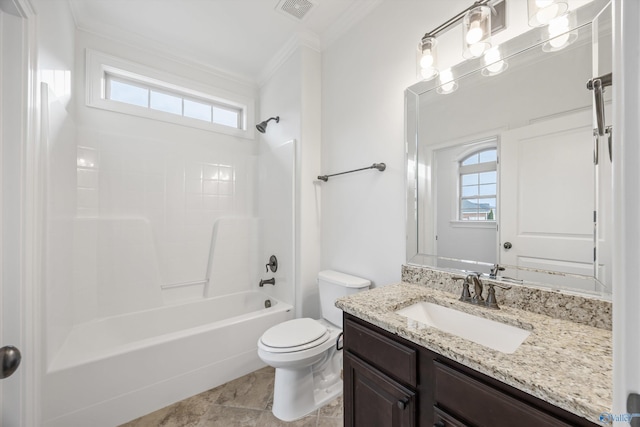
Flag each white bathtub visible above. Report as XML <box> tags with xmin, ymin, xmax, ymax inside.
<box><xmin>42</xmin><ymin>291</ymin><xmax>293</xmax><ymax>427</ymax></box>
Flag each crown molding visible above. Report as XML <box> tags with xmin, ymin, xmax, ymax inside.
<box><xmin>258</xmin><ymin>31</ymin><xmax>321</xmax><ymax>87</ymax></box>
<box><xmin>321</xmin><ymin>0</ymin><xmax>384</xmax><ymax>49</ymax></box>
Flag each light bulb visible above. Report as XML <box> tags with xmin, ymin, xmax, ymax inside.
<box><xmin>549</xmin><ymin>33</ymin><xmax>570</xmax><ymax>48</ymax></box>
<box><xmin>421</xmin><ymin>67</ymin><xmax>437</xmax><ymax>80</ymax></box>
<box><xmin>548</xmin><ymin>14</ymin><xmax>569</xmax><ymax>34</ymax></box>
<box><xmin>468</xmin><ymin>42</ymin><xmax>487</xmax><ymax>57</ymax></box>
<box><xmin>420</xmin><ymin>51</ymin><xmax>434</xmax><ymax>68</ymax></box>
<box><xmin>484</xmin><ymin>47</ymin><xmax>506</xmax><ymax>74</ymax></box>
<box><xmin>439</xmin><ymin>68</ymin><xmax>456</xmax><ymax>93</ymax></box>
<box><xmin>466</xmin><ymin>21</ymin><xmax>483</xmax><ymax>45</ymax></box>
<box><xmin>441</xmin><ymin>81</ymin><xmax>455</xmax><ymax>93</ymax></box>
<box><xmin>487</xmin><ymin>61</ymin><xmax>505</xmax><ymax>73</ymax></box>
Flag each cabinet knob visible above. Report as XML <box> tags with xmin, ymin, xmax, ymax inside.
<box><xmin>397</xmin><ymin>397</ymin><xmax>409</xmax><ymax>410</ymax></box>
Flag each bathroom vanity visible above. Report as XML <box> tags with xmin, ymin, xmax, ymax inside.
<box><xmin>337</xmin><ymin>267</ymin><xmax>612</xmax><ymax>427</ymax></box>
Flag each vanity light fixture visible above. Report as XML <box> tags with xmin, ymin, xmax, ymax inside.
<box><xmin>527</xmin><ymin>0</ymin><xmax>568</xmax><ymax>27</ymax></box>
<box><xmin>418</xmin><ymin>36</ymin><xmax>439</xmax><ymax>81</ymax></box>
<box><xmin>416</xmin><ymin>0</ymin><xmax>506</xmax><ymax>81</ymax></box>
<box><xmin>463</xmin><ymin>4</ymin><xmax>492</xmax><ymax>58</ymax></box>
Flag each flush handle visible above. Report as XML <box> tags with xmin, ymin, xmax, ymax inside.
<box><xmin>1</xmin><ymin>345</ymin><xmax>21</xmax><ymax>379</ymax></box>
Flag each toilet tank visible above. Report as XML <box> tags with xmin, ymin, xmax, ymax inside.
<box><xmin>318</xmin><ymin>270</ymin><xmax>370</xmax><ymax>328</ymax></box>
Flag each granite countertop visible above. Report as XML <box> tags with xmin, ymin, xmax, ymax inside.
<box><xmin>336</xmin><ymin>282</ymin><xmax>612</xmax><ymax>426</ymax></box>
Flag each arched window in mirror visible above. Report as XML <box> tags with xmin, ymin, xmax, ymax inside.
<box><xmin>459</xmin><ymin>148</ymin><xmax>497</xmax><ymax>221</ymax></box>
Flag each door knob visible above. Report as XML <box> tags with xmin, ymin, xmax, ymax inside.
<box><xmin>1</xmin><ymin>345</ymin><xmax>21</xmax><ymax>379</ymax></box>
<box><xmin>503</xmin><ymin>241</ymin><xmax>513</xmax><ymax>249</ymax></box>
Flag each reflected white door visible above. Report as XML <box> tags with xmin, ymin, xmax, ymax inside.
<box><xmin>500</xmin><ymin>110</ymin><xmax>595</xmax><ymax>285</ymax></box>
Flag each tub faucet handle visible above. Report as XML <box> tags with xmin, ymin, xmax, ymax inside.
<box><xmin>265</xmin><ymin>255</ymin><xmax>278</xmax><ymax>273</ymax></box>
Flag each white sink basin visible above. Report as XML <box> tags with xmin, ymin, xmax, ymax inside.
<box><xmin>395</xmin><ymin>302</ymin><xmax>530</xmax><ymax>354</ymax></box>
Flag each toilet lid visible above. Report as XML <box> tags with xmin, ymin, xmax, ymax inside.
<box><xmin>260</xmin><ymin>318</ymin><xmax>328</xmax><ymax>348</ymax></box>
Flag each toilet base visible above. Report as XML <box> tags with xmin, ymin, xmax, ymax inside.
<box><xmin>271</xmin><ymin>353</ymin><xmax>342</xmax><ymax>421</ymax></box>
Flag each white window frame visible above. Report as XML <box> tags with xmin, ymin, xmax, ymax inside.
<box><xmin>458</xmin><ymin>145</ymin><xmax>498</xmax><ymax>222</ymax></box>
<box><xmin>86</xmin><ymin>49</ymin><xmax>255</xmax><ymax>139</ymax></box>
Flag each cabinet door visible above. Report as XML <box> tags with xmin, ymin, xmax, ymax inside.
<box><xmin>344</xmin><ymin>351</ymin><xmax>416</xmax><ymax>427</ymax></box>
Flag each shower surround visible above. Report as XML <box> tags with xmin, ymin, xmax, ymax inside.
<box><xmin>41</xmin><ymin>48</ymin><xmax>295</xmax><ymax>425</ymax></box>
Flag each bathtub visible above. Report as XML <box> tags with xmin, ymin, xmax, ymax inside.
<box><xmin>42</xmin><ymin>291</ymin><xmax>293</xmax><ymax>427</ymax></box>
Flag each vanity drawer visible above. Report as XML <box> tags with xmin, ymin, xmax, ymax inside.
<box><xmin>344</xmin><ymin>318</ymin><xmax>417</xmax><ymax>387</ymax></box>
<box><xmin>433</xmin><ymin>407</ymin><xmax>468</xmax><ymax>427</ymax></box>
<box><xmin>434</xmin><ymin>361</ymin><xmax>574</xmax><ymax>427</ymax></box>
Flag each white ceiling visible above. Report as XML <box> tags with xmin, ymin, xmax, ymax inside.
<box><xmin>67</xmin><ymin>0</ymin><xmax>384</xmax><ymax>84</ymax></box>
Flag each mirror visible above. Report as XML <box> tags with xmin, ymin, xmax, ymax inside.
<box><xmin>406</xmin><ymin>0</ymin><xmax>612</xmax><ymax>296</ymax></box>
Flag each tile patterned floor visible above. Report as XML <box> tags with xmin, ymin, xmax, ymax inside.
<box><xmin>119</xmin><ymin>366</ymin><xmax>343</xmax><ymax>427</ymax></box>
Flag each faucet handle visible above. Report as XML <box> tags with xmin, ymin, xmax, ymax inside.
<box><xmin>265</xmin><ymin>255</ymin><xmax>278</xmax><ymax>273</ymax></box>
<box><xmin>490</xmin><ymin>264</ymin><xmax>505</xmax><ymax>278</ymax></box>
<box><xmin>485</xmin><ymin>284</ymin><xmax>500</xmax><ymax>309</ymax></box>
<box><xmin>453</xmin><ymin>277</ymin><xmax>473</xmax><ymax>302</ymax></box>
<box><xmin>485</xmin><ymin>283</ymin><xmax>511</xmax><ymax>309</ymax></box>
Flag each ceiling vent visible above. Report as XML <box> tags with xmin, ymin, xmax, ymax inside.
<box><xmin>276</xmin><ymin>0</ymin><xmax>316</xmax><ymax>21</ymax></box>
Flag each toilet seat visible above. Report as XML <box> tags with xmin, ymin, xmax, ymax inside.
<box><xmin>259</xmin><ymin>318</ymin><xmax>330</xmax><ymax>353</ymax></box>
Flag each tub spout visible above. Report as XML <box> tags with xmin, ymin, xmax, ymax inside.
<box><xmin>259</xmin><ymin>278</ymin><xmax>275</xmax><ymax>287</ymax></box>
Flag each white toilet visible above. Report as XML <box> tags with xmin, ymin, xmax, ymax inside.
<box><xmin>257</xmin><ymin>270</ymin><xmax>370</xmax><ymax>421</ymax></box>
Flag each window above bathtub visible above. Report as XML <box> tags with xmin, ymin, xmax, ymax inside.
<box><xmin>85</xmin><ymin>49</ymin><xmax>255</xmax><ymax>139</ymax></box>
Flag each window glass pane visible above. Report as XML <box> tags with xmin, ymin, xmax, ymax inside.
<box><xmin>461</xmin><ymin>174</ymin><xmax>478</xmax><ymax>186</ymax></box>
<box><xmin>461</xmin><ymin>186</ymin><xmax>477</xmax><ymax>198</ymax></box>
<box><xmin>184</xmin><ymin>99</ymin><xmax>212</xmax><ymax>122</ymax></box>
<box><xmin>213</xmin><ymin>106</ymin><xmax>240</xmax><ymax>128</ymax></box>
<box><xmin>461</xmin><ymin>198</ymin><xmax>496</xmax><ymax>221</ymax></box>
<box><xmin>461</xmin><ymin>153</ymin><xmax>479</xmax><ymax>166</ymax></box>
<box><xmin>479</xmin><ymin>171</ymin><xmax>496</xmax><ymax>184</ymax></box>
<box><xmin>479</xmin><ymin>149</ymin><xmax>497</xmax><ymax>163</ymax></box>
<box><xmin>150</xmin><ymin>90</ymin><xmax>182</xmax><ymax>115</ymax></box>
<box><xmin>479</xmin><ymin>183</ymin><xmax>496</xmax><ymax>196</ymax></box>
<box><xmin>109</xmin><ymin>79</ymin><xmax>148</xmax><ymax>107</ymax></box>
<box><xmin>102</xmin><ymin>67</ymin><xmax>246</xmax><ymax>132</ymax></box>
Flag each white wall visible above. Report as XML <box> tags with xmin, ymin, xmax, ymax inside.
<box><xmin>259</xmin><ymin>45</ymin><xmax>322</xmax><ymax>318</ymax></box>
<box><xmin>321</xmin><ymin>1</ymin><xmax>469</xmax><ymax>287</ymax></box>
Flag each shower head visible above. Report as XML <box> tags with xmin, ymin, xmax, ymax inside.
<box><xmin>256</xmin><ymin>116</ymin><xmax>280</xmax><ymax>133</ymax></box>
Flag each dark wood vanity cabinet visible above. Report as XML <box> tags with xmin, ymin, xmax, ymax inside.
<box><xmin>343</xmin><ymin>313</ymin><xmax>599</xmax><ymax>427</ymax></box>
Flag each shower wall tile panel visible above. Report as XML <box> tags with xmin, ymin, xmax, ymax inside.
<box><xmin>74</xmin><ymin>126</ymin><xmax>257</xmax><ymax>323</ymax></box>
